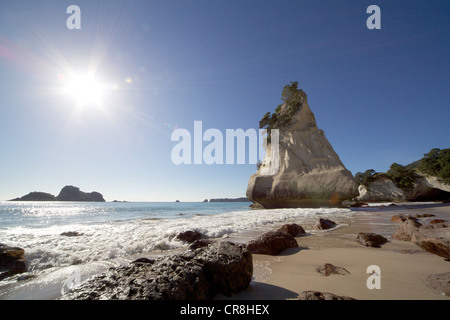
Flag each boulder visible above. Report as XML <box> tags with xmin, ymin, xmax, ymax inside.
<box><xmin>313</xmin><ymin>218</ymin><xmax>337</xmax><ymax>230</ymax></box>
<box><xmin>299</xmin><ymin>291</ymin><xmax>356</xmax><ymax>300</ymax></box>
<box><xmin>424</xmin><ymin>273</ymin><xmax>450</xmax><ymax>297</ymax></box>
<box><xmin>411</xmin><ymin>223</ymin><xmax>449</xmax><ymax>260</ymax></box>
<box><xmin>0</xmin><ymin>244</ymin><xmax>27</xmax><ymax>280</ymax></box>
<box><xmin>247</xmin><ymin>231</ymin><xmax>298</xmax><ymax>255</ymax></box>
<box><xmin>355</xmin><ymin>233</ymin><xmax>388</xmax><ymax>248</ymax></box>
<box><xmin>357</xmin><ymin>177</ymin><xmax>406</xmax><ymax>202</ymax></box>
<box><xmin>246</xmin><ymin>87</ymin><xmax>358</xmax><ymax>209</ymax></box>
<box><xmin>275</xmin><ymin>224</ymin><xmax>306</xmax><ymax>237</ymax></box>
<box><xmin>176</xmin><ymin>230</ymin><xmax>203</xmax><ymax>243</ymax></box>
<box><xmin>392</xmin><ymin>219</ymin><xmax>423</xmax><ymax>241</ymax></box>
<box><xmin>60</xmin><ymin>241</ymin><xmax>252</xmax><ymax>300</ymax></box>
<box><xmin>316</xmin><ymin>263</ymin><xmax>350</xmax><ymax>276</ymax></box>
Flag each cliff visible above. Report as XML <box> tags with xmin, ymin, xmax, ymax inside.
<box><xmin>10</xmin><ymin>186</ymin><xmax>105</xmax><ymax>202</ymax></box>
<box><xmin>246</xmin><ymin>82</ymin><xmax>358</xmax><ymax>208</ymax></box>
<box><xmin>357</xmin><ymin>174</ymin><xmax>450</xmax><ymax>202</ymax></box>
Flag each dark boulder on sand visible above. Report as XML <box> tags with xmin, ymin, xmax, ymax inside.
<box><xmin>392</xmin><ymin>219</ymin><xmax>423</xmax><ymax>241</ymax></box>
<box><xmin>176</xmin><ymin>230</ymin><xmax>203</xmax><ymax>243</ymax></box>
<box><xmin>355</xmin><ymin>233</ymin><xmax>388</xmax><ymax>248</ymax></box>
<box><xmin>275</xmin><ymin>224</ymin><xmax>306</xmax><ymax>237</ymax></box>
<box><xmin>0</xmin><ymin>244</ymin><xmax>27</xmax><ymax>280</ymax></box>
<box><xmin>411</xmin><ymin>222</ymin><xmax>450</xmax><ymax>260</ymax></box>
<box><xmin>247</xmin><ymin>231</ymin><xmax>298</xmax><ymax>255</ymax></box>
<box><xmin>313</xmin><ymin>218</ymin><xmax>337</xmax><ymax>230</ymax></box>
<box><xmin>60</xmin><ymin>241</ymin><xmax>252</xmax><ymax>300</ymax></box>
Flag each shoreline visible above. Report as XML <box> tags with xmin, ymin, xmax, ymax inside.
<box><xmin>1</xmin><ymin>202</ymin><xmax>449</xmax><ymax>300</ymax></box>
<box><xmin>218</xmin><ymin>202</ymin><xmax>450</xmax><ymax>300</ymax></box>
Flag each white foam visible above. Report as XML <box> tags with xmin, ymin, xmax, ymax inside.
<box><xmin>0</xmin><ymin>207</ymin><xmax>355</xmax><ymax>272</ymax></box>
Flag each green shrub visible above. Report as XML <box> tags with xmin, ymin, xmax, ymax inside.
<box><xmin>386</xmin><ymin>163</ymin><xmax>417</xmax><ymax>191</ymax></box>
<box><xmin>355</xmin><ymin>169</ymin><xmax>377</xmax><ymax>187</ymax></box>
<box><xmin>418</xmin><ymin>148</ymin><xmax>450</xmax><ymax>185</ymax></box>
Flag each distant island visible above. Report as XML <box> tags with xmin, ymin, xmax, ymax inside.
<box><xmin>10</xmin><ymin>185</ymin><xmax>106</xmax><ymax>202</ymax></box>
<box><xmin>207</xmin><ymin>197</ymin><xmax>250</xmax><ymax>203</ymax></box>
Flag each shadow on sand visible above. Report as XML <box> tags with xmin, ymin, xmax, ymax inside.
<box><xmin>215</xmin><ymin>281</ymin><xmax>298</xmax><ymax>300</ymax></box>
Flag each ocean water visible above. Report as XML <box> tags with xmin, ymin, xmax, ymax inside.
<box><xmin>0</xmin><ymin>200</ymin><xmax>355</xmax><ymax>299</ymax></box>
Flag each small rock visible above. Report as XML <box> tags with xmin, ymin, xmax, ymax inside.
<box><xmin>316</xmin><ymin>263</ymin><xmax>350</xmax><ymax>276</ymax></box>
<box><xmin>299</xmin><ymin>291</ymin><xmax>356</xmax><ymax>300</ymax></box>
<box><xmin>414</xmin><ymin>214</ymin><xmax>435</xmax><ymax>218</ymax></box>
<box><xmin>131</xmin><ymin>258</ymin><xmax>155</xmax><ymax>264</ymax></box>
<box><xmin>275</xmin><ymin>224</ymin><xmax>306</xmax><ymax>237</ymax></box>
<box><xmin>61</xmin><ymin>231</ymin><xmax>83</xmax><ymax>237</ymax></box>
<box><xmin>424</xmin><ymin>272</ymin><xmax>450</xmax><ymax>297</ymax></box>
<box><xmin>355</xmin><ymin>232</ymin><xmax>388</xmax><ymax>248</ymax></box>
<box><xmin>176</xmin><ymin>230</ymin><xmax>202</xmax><ymax>243</ymax></box>
<box><xmin>189</xmin><ymin>239</ymin><xmax>216</xmax><ymax>250</ymax></box>
<box><xmin>391</xmin><ymin>214</ymin><xmax>417</xmax><ymax>223</ymax></box>
<box><xmin>313</xmin><ymin>218</ymin><xmax>337</xmax><ymax>230</ymax></box>
<box><xmin>430</xmin><ymin>219</ymin><xmax>446</xmax><ymax>224</ymax></box>
<box><xmin>247</xmin><ymin>231</ymin><xmax>298</xmax><ymax>255</ymax></box>
<box><xmin>392</xmin><ymin>219</ymin><xmax>423</xmax><ymax>241</ymax></box>
<box><xmin>349</xmin><ymin>202</ymin><xmax>368</xmax><ymax>207</ymax></box>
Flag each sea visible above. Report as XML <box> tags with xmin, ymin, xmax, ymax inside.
<box><xmin>0</xmin><ymin>200</ymin><xmax>356</xmax><ymax>299</ymax></box>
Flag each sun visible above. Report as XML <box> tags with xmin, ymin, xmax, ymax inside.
<box><xmin>64</xmin><ymin>73</ymin><xmax>107</xmax><ymax>107</ymax></box>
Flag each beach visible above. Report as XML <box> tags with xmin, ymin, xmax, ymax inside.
<box><xmin>1</xmin><ymin>202</ymin><xmax>449</xmax><ymax>300</ymax></box>
<box><xmin>219</xmin><ymin>203</ymin><xmax>450</xmax><ymax>300</ymax></box>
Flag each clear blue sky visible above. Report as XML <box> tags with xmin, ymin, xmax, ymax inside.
<box><xmin>0</xmin><ymin>0</ymin><xmax>449</xmax><ymax>201</ymax></box>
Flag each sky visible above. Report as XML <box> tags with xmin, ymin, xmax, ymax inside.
<box><xmin>0</xmin><ymin>0</ymin><xmax>449</xmax><ymax>201</ymax></box>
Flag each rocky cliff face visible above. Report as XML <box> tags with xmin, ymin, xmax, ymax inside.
<box><xmin>357</xmin><ymin>174</ymin><xmax>450</xmax><ymax>202</ymax></box>
<box><xmin>246</xmin><ymin>88</ymin><xmax>358</xmax><ymax>208</ymax></box>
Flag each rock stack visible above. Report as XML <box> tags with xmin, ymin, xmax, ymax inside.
<box><xmin>247</xmin><ymin>84</ymin><xmax>358</xmax><ymax>208</ymax></box>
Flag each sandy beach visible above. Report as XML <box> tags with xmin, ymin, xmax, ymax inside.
<box><xmin>219</xmin><ymin>203</ymin><xmax>450</xmax><ymax>300</ymax></box>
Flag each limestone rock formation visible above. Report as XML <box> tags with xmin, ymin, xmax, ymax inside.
<box><xmin>357</xmin><ymin>177</ymin><xmax>406</xmax><ymax>202</ymax></box>
<box><xmin>356</xmin><ymin>173</ymin><xmax>450</xmax><ymax>202</ymax></box>
<box><xmin>246</xmin><ymin>84</ymin><xmax>358</xmax><ymax>208</ymax></box>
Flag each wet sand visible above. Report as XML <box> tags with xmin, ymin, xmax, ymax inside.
<box><xmin>218</xmin><ymin>203</ymin><xmax>450</xmax><ymax>300</ymax></box>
